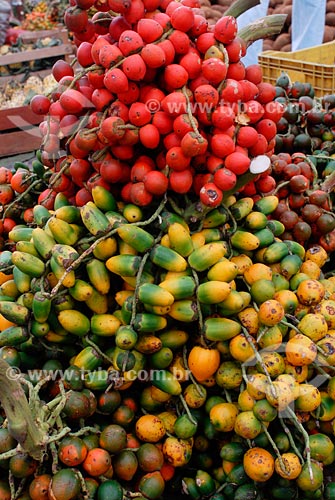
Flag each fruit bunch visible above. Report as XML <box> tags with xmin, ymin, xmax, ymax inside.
<box><xmin>0</xmin><ymin>156</ymin><xmax>67</xmax><ymax>248</ymax></box>
<box><xmin>234</xmin><ymin>147</ymin><xmax>335</xmax><ymax>256</ymax></box>
<box><xmin>20</xmin><ymin>0</ymin><xmax>65</xmax><ymax>30</ymax></box>
<box><xmin>0</xmin><ymin>189</ymin><xmax>334</xmax><ymax>498</ymax></box>
<box><xmin>0</xmin><ymin>0</ymin><xmax>335</xmax><ymax>498</ymax></box>
<box><xmin>29</xmin><ymin>0</ymin><xmax>286</xmax><ymax>212</ymax></box>
<box><xmin>269</xmin><ymin>151</ymin><xmax>335</xmax><ymax>252</ymax></box>
<box><xmin>274</xmin><ymin>73</ymin><xmax>335</xmax><ymax>155</ymax></box>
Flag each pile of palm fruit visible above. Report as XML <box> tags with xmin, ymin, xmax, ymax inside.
<box><xmin>0</xmin><ymin>0</ymin><xmax>333</xmax><ymax>499</ymax></box>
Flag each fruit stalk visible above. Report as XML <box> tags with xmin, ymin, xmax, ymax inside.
<box><xmin>279</xmin><ymin>416</ymin><xmax>304</xmax><ymax>462</ymax></box>
<box><xmin>285</xmin><ymin>405</ymin><xmax>313</xmax><ymax>482</ymax></box>
<box><xmin>320</xmin><ymin>168</ymin><xmax>335</xmax><ymax>193</ymax></box>
<box><xmin>0</xmin><ymin>359</ymin><xmax>45</xmax><ymax>460</ymax></box>
<box><xmin>225</xmin><ymin>0</ymin><xmax>261</xmax><ymax>18</ymax></box>
<box><xmin>238</xmin><ymin>14</ymin><xmax>287</xmax><ymax>44</ymax></box>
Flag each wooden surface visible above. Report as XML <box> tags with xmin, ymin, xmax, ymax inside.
<box><xmin>0</xmin><ymin>128</ymin><xmax>42</xmax><ymax>157</ymax></box>
<box><xmin>0</xmin><ymin>68</ymin><xmax>52</xmax><ymax>85</ymax></box>
<box><xmin>0</xmin><ymin>27</ymin><xmax>74</xmax><ymax>71</ymax></box>
<box><xmin>0</xmin><ymin>106</ymin><xmax>43</xmax><ymax>132</ymax></box>
<box><xmin>18</xmin><ymin>27</ymin><xmax>69</xmax><ymax>43</ymax></box>
<box><xmin>0</xmin><ymin>43</ymin><xmax>73</xmax><ymax>65</ymax></box>
<box><xmin>0</xmin><ymin>106</ymin><xmax>43</xmax><ymax>157</ymax></box>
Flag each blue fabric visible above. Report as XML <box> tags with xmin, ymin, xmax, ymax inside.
<box><xmin>237</xmin><ymin>0</ymin><xmax>270</xmax><ymax>66</ymax></box>
<box><xmin>237</xmin><ymin>0</ymin><xmax>327</xmax><ymax>66</ymax></box>
<box><xmin>291</xmin><ymin>0</ymin><xmax>327</xmax><ymax>51</ymax></box>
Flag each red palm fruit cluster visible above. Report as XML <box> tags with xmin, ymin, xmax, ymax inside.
<box><xmin>33</xmin><ymin>0</ymin><xmax>284</xmax><ymax>208</ymax></box>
